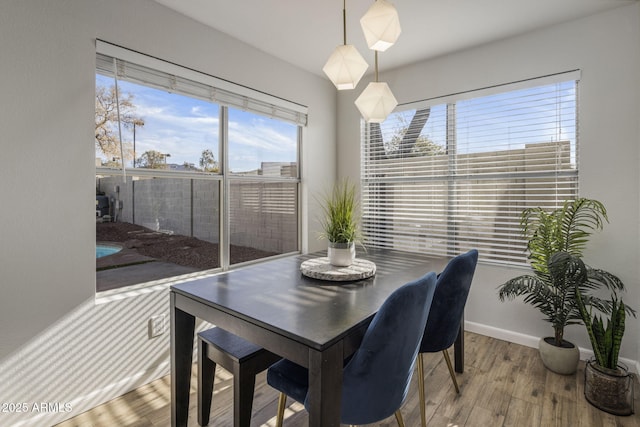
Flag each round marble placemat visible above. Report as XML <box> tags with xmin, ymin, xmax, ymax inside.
<box><xmin>300</xmin><ymin>257</ymin><xmax>376</xmax><ymax>282</ymax></box>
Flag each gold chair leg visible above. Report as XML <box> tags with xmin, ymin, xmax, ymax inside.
<box><xmin>418</xmin><ymin>353</ymin><xmax>427</xmax><ymax>427</ymax></box>
<box><xmin>442</xmin><ymin>349</ymin><xmax>460</xmax><ymax>394</ymax></box>
<box><xmin>276</xmin><ymin>392</ymin><xmax>286</xmax><ymax>427</ymax></box>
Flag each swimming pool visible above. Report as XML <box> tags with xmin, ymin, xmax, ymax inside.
<box><xmin>96</xmin><ymin>244</ymin><xmax>122</xmax><ymax>258</ymax></box>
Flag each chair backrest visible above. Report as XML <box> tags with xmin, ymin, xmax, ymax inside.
<box><xmin>337</xmin><ymin>271</ymin><xmax>438</xmax><ymax>425</ymax></box>
<box><xmin>420</xmin><ymin>249</ymin><xmax>478</xmax><ymax>353</ymax></box>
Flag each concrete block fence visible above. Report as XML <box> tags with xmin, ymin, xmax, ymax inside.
<box><xmin>96</xmin><ymin>176</ymin><xmax>297</xmax><ymax>254</ymax></box>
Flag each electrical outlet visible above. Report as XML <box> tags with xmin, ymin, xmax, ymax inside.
<box><xmin>148</xmin><ymin>314</ymin><xmax>166</xmax><ymax>338</ymax></box>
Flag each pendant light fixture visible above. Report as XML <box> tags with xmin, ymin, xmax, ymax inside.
<box><xmin>323</xmin><ymin>0</ymin><xmax>368</xmax><ymax>90</ymax></box>
<box><xmin>360</xmin><ymin>0</ymin><xmax>401</xmax><ymax>52</ymax></box>
<box><xmin>354</xmin><ymin>51</ymin><xmax>398</xmax><ymax>123</ymax></box>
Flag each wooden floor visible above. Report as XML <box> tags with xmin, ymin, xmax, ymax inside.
<box><xmin>56</xmin><ymin>332</ymin><xmax>639</xmax><ymax>427</ymax></box>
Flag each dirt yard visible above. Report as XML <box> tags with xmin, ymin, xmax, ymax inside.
<box><xmin>96</xmin><ymin>221</ymin><xmax>278</xmax><ymax>270</ymax></box>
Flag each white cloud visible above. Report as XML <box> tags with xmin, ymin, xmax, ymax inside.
<box><xmin>97</xmin><ymin>76</ymin><xmax>296</xmax><ymax>170</ymax></box>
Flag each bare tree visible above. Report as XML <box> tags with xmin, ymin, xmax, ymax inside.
<box><xmin>95</xmin><ymin>84</ymin><xmax>144</xmax><ymax>162</ymax></box>
<box><xmin>385</xmin><ymin>108</ymin><xmax>445</xmax><ymax>157</ymax></box>
<box><xmin>410</xmin><ymin>135</ymin><xmax>446</xmax><ymax>156</ymax></box>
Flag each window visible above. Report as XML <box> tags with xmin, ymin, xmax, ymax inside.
<box><xmin>227</xmin><ymin>108</ymin><xmax>300</xmax><ymax>261</ymax></box>
<box><xmin>95</xmin><ymin>41</ymin><xmax>306</xmax><ymax>291</ymax></box>
<box><xmin>361</xmin><ymin>73</ymin><xmax>579</xmax><ymax>266</ymax></box>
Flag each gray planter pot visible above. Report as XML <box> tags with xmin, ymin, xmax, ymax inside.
<box><xmin>328</xmin><ymin>241</ymin><xmax>355</xmax><ymax>267</ymax></box>
<box><xmin>538</xmin><ymin>337</ymin><xmax>580</xmax><ymax>375</ymax></box>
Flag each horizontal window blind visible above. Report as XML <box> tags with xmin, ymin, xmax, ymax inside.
<box><xmin>96</xmin><ymin>42</ymin><xmax>307</xmax><ymax>127</ymax></box>
<box><xmin>361</xmin><ymin>76</ymin><xmax>579</xmax><ymax>266</ymax></box>
<box><xmin>95</xmin><ymin>42</ymin><xmax>303</xmax><ymax>278</ymax></box>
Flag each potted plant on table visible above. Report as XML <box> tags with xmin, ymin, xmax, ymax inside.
<box><xmin>498</xmin><ymin>198</ymin><xmax>625</xmax><ymax>375</ymax></box>
<box><xmin>319</xmin><ymin>179</ymin><xmax>361</xmax><ymax>267</ymax></box>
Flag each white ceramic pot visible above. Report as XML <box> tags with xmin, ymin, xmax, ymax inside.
<box><xmin>328</xmin><ymin>241</ymin><xmax>355</xmax><ymax>267</ymax></box>
<box><xmin>538</xmin><ymin>337</ymin><xmax>580</xmax><ymax>375</ymax></box>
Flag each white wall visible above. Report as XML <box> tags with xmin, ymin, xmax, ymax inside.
<box><xmin>0</xmin><ymin>1</ymin><xmax>335</xmax><ymax>426</ymax></box>
<box><xmin>338</xmin><ymin>3</ymin><xmax>640</xmax><ymax>369</ymax></box>
<box><xmin>1</xmin><ymin>1</ymin><xmax>638</xmax><ymax>425</ymax></box>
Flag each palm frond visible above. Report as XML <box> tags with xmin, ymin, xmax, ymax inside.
<box><xmin>498</xmin><ymin>275</ymin><xmax>567</xmax><ymax>330</ymax></box>
<box><xmin>523</xmin><ymin>199</ymin><xmax>609</xmax><ymax>268</ymax></box>
<box><xmin>558</xmin><ymin>198</ymin><xmax>608</xmax><ymax>254</ymax></box>
<box><xmin>502</xmin><ymin>198</ymin><xmax>631</xmax><ymax>348</ymax></box>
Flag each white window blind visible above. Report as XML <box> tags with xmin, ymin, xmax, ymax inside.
<box><xmin>96</xmin><ymin>41</ymin><xmax>308</xmax><ymax>127</ymax></box>
<box><xmin>361</xmin><ymin>73</ymin><xmax>579</xmax><ymax>265</ymax></box>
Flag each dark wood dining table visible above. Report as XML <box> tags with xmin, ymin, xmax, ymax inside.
<box><xmin>170</xmin><ymin>248</ymin><xmax>462</xmax><ymax>426</ymax></box>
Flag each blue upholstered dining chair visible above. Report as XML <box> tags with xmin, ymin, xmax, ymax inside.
<box><xmin>266</xmin><ymin>271</ymin><xmax>438</xmax><ymax>427</ymax></box>
<box><xmin>417</xmin><ymin>249</ymin><xmax>478</xmax><ymax>427</ymax></box>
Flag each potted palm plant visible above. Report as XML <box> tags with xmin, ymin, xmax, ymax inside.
<box><xmin>498</xmin><ymin>198</ymin><xmax>623</xmax><ymax>374</ymax></box>
<box><xmin>319</xmin><ymin>179</ymin><xmax>361</xmax><ymax>266</ymax></box>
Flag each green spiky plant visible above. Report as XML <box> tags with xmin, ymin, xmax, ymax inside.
<box><xmin>548</xmin><ymin>251</ymin><xmax>635</xmax><ymax>370</ymax></box>
<box><xmin>580</xmin><ymin>295</ymin><xmax>629</xmax><ymax>371</ymax></box>
<box><xmin>498</xmin><ymin>198</ymin><xmax>625</xmax><ymax>347</ymax></box>
<box><xmin>319</xmin><ymin>179</ymin><xmax>360</xmax><ymax>244</ymax></box>
<box><xmin>568</xmin><ymin>262</ymin><xmax>635</xmax><ymax>370</ymax></box>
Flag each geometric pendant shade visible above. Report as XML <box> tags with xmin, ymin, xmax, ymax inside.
<box><xmin>323</xmin><ymin>0</ymin><xmax>369</xmax><ymax>90</ymax></box>
<box><xmin>323</xmin><ymin>44</ymin><xmax>369</xmax><ymax>90</ymax></box>
<box><xmin>354</xmin><ymin>48</ymin><xmax>397</xmax><ymax>123</ymax></box>
<box><xmin>360</xmin><ymin>0</ymin><xmax>401</xmax><ymax>52</ymax></box>
<box><xmin>355</xmin><ymin>81</ymin><xmax>398</xmax><ymax>123</ymax></box>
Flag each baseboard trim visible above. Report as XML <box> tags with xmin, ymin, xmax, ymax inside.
<box><xmin>465</xmin><ymin>321</ymin><xmax>639</xmax><ymax>374</ymax></box>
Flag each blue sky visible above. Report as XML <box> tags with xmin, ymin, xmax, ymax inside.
<box><xmin>380</xmin><ymin>81</ymin><xmax>576</xmax><ymax>160</ymax></box>
<box><xmin>96</xmin><ymin>74</ymin><xmax>297</xmax><ymax>173</ymax></box>
<box><xmin>97</xmin><ymin>74</ymin><xmax>575</xmax><ymax>170</ymax></box>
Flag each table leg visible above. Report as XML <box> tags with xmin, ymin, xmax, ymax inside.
<box><xmin>307</xmin><ymin>343</ymin><xmax>343</xmax><ymax>427</ymax></box>
<box><xmin>454</xmin><ymin>312</ymin><xmax>464</xmax><ymax>373</ymax></box>
<box><xmin>171</xmin><ymin>292</ymin><xmax>195</xmax><ymax>427</ymax></box>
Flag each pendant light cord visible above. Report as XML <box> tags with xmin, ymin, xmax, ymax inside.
<box><xmin>374</xmin><ymin>51</ymin><xmax>379</xmax><ymax>82</ymax></box>
<box><xmin>342</xmin><ymin>0</ymin><xmax>347</xmax><ymax>45</ymax></box>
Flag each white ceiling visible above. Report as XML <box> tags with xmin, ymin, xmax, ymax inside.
<box><xmin>153</xmin><ymin>0</ymin><xmax>636</xmax><ymax>77</ymax></box>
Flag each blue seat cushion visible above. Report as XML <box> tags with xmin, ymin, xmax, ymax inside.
<box><xmin>266</xmin><ymin>358</ymin><xmax>309</xmax><ymax>404</ymax></box>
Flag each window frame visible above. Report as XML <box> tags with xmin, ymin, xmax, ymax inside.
<box><xmin>361</xmin><ymin>71</ymin><xmax>580</xmax><ymax>266</ymax></box>
<box><xmin>95</xmin><ymin>41</ymin><xmax>306</xmax><ymax>292</ymax></box>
